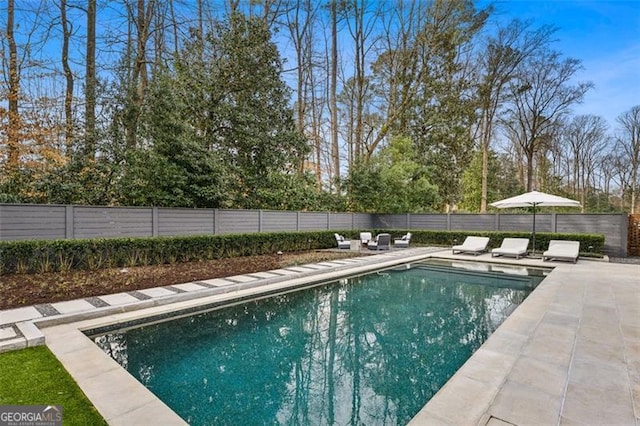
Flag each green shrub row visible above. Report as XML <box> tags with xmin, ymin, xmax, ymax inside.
<box><xmin>0</xmin><ymin>229</ymin><xmax>605</xmax><ymax>275</ymax></box>
<box><xmin>0</xmin><ymin>231</ymin><xmax>338</xmax><ymax>275</ymax></box>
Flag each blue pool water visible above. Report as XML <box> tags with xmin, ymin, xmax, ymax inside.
<box><xmin>92</xmin><ymin>260</ymin><xmax>545</xmax><ymax>425</ymax></box>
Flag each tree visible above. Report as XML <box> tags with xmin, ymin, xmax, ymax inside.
<box><xmin>409</xmin><ymin>0</ymin><xmax>489</xmax><ymax>210</ymax></box>
<box><xmin>615</xmin><ymin>106</ymin><xmax>640</xmax><ymax>213</ymax></box>
<box><xmin>329</xmin><ymin>0</ymin><xmax>340</xmax><ymax>187</ymax></box>
<box><xmin>560</xmin><ymin>115</ymin><xmax>608</xmax><ymax>211</ymax></box>
<box><xmin>502</xmin><ymin>50</ymin><xmax>592</xmax><ymax>191</ymax></box>
<box><xmin>85</xmin><ymin>0</ymin><xmax>97</xmax><ymax>159</ymax></box>
<box><xmin>5</xmin><ymin>0</ymin><xmax>20</xmax><ymax>170</ymax></box>
<box><xmin>170</xmin><ymin>12</ymin><xmax>309</xmax><ymax>208</ymax></box>
<box><xmin>345</xmin><ymin>137</ymin><xmax>439</xmax><ymax>213</ymax></box>
<box><xmin>60</xmin><ymin>0</ymin><xmax>74</xmax><ymax>152</ymax></box>
<box><xmin>460</xmin><ymin>149</ymin><xmax>520</xmax><ymax>211</ymax></box>
<box><xmin>474</xmin><ymin>20</ymin><xmax>555</xmax><ymax>212</ymax></box>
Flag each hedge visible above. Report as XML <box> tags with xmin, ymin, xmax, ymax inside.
<box><xmin>0</xmin><ymin>229</ymin><xmax>605</xmax><ymax>275</ymax></box>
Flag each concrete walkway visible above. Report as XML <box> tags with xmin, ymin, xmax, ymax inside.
<box><xmin>1</xmin><ymin>248</ymin><xmax>638</xmax><ymax>425</ymax></box>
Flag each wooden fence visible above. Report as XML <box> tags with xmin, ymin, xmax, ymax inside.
<box><xmin>0</xmin><ymin>204</ymin><xmax>629</xmax><ymax>257</ymax></box>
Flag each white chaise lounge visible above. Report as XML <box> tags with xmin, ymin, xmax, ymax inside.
<box><xmin>394</xmin><ymin>232</ymin><xmax>412</xmax><ymax>248</ymax></box>
<box><xmin>542</xmin><ymin>240</ymin><xmax>580</xmax><ymax>263</ymax></box>
<box><xmin>491</xmin><ymin>238</ymin><xmax>530</xmax><ymax>259</ymax></box>
<box><xmin>452</xmin><ymin>236</ymin><xmax>490</xmax><ymax>255</ymax></box>
<box><xmin>334</xmin><ymin>233</ymin><xmax>351</xmax><ymax>249</ymax></box>
<box><xmin>360</xmin><ymin>232</ymin><xmax>373</xmax><ymax>245</ymax></box>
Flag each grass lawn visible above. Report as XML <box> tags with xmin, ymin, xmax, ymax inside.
<box><xmin>0</xmin><ymin>346</ymin><xmax>106</xmax><ymax>425</ymax></box>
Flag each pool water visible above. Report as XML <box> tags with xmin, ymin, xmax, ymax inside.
<box><xmin>93</xmin><ymin>260</ymin><xmax>544</xmax><ymax>425</ymax></box>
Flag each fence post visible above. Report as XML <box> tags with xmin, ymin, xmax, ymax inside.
<box><xmin>551</xmin><ymin>213</ymin><xmax>557</xmax><ymax>233</ymax></box>
<box><xmin>407</xmin><ymin>213</ymin><xmax>410</xmax><ymax>229</ymax></box>
<box><xmin>327</xmin><ymin>212</ymin><xmax>331</xmax><ymax>229</ymax></box>
<box><xmin>621</xmin><ymin>213</ymin><xmax>629</xmax><ymax>257</ymax></box>
<box><xmin>297</xmin><ymin>211</ymin><xmax>300</xmax><ymax>231</ymax></box>
<box><xmin>495</xmin><ymin>213</ymin><xmax>500</xmax><ymax>231</ymax></box>
<box><xmin>213</xmin><ymin>209</ymin><xmax>219</xmax><ymax>234</ymax></box>
<box><xmin>259</xmin><ymin>210</ymin><xmax>263</xmax><ymax>232</ymax></box>
<box><xmin>446</xmin><ymin>213</ymin><xmax>451</xmax><ymax>231</ymax></box>
<box><xmin>152</xmin><ymin>207</ymin><xmax>159</xmax><ymax>237</ymax></box>
<box><xmin>65</xmin><ymin>205</ymin><xmax>74</xmax><ymax>239</ymax></box>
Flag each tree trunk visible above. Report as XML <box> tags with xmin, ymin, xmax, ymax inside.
<box><xmin>6</xmin><ymin>0</ymin><xmax>20</xmax><ymax>169</ymax></box>
<box><xmin>126</xmin><ymin>0</ymin><xmax>151</xmax><ymax>149</ymax></box>
<box><xmin>329</xmin><ymin>0</ymin><xmax>340</xmax><ymax>187</ymax></box>
<box><xmin>85</xmin><ymin>0</ymin><xmax>97</xmax><ymax>159</ymax></box>
<box><xmin>61</xmin><ymin>0</ymin><xmax>74</xmax><ymax>154</ymax></box>
<box><xmin>526</xmin><ymin>148</ymin><xmax>535</xmax><ymax>191</ymax></box>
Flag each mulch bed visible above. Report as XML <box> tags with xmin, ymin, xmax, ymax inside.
<box><xmin>0</xmin><ymin>251</ymin><xmax>361</xmax><ymax>311</ymax></box>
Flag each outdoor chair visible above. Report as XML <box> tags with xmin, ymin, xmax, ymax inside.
<box><xmin>543</xmin><ymin>240</ymin><xmax>580</xmax><ymax>263</ymax></box>
<box><xmin>368</xmin><ymin>233</ymin><xmax>391</xmax><ymax>250</ymax></box>
<box><xmin>360</xmin><ymin>232</ymin><xmax>373</xmax><ymax>245</ymax></box>
<box><xmin>452</xmin><ymin>236</ymin><xmax>490</xmax><ymax>255</ymax></box>
<box><xmin>334</xmin><ymin>233</ymin><xmax>351</xmax><ymax>250</ymax></box>
<box><xmin>394</xmin><ymin>232</ymin><xmax>412</xmax><ymax>248</ymax></box>
<box><xmin>491</xmin><ymin>238</ymin><xmax>530</xmax><ymax>259</ymax></box>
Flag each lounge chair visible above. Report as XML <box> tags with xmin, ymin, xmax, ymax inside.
<box><xmin>491</xmin><ymin>238</ymin><xmax>529</xmax><ymax>259</ymax></box>
<box><xmin>360</xmin><ymin>232</ymin><xmax>373</xmax><ymax>245</ymax></box>
<box><xmin>334</xmin><ymin>233</ymin><xmax>351</xmax><ymax>249</ymax></box>
<box><xmin>452</xmin><ymin>236</ymin><xmax>490</xmax><ymax>255</ymax></box>
<box><xmin>394</xmin><ymin>232</ymin><xmax>412</xmax><ymax>248</ymax></box>
<box><xmin>368</xmin><ymin>233</ymin><xmax>390</xmax><ymax>250</ymax></box>
<box><xmin>543</xmin><ymin>240</ymin><xmax>580</xmax><ymax>263</ymax></box>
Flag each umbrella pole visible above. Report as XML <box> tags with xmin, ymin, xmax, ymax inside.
<box><xmin>532</xmin><ymin>204</ymin><xmax>536</xmax><ymax>256</ymax></box>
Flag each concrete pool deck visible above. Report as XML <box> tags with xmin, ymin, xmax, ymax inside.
<box><xmin>1</xmin><ymin>247</ymin><xmax>638</xmax><ymax>425</ymax></box>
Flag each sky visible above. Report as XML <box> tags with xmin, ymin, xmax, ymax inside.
<box><xmin>487</xmin><ymin>0</ymin><xmax>640</xmax><ymax>130</ymax></box>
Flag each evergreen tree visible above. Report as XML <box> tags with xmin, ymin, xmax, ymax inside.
<box><xmin>176</xmin><ymin>13</ymin><xmax>309</xmax><ymax>209</ymax></box>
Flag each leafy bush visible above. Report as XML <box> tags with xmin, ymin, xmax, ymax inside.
<box><xmin>0</xmin><ymin>231</ymin><xmax>342</xmax><ymax>275</ymax></box>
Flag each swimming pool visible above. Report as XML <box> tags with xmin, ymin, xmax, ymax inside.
<box><xmin>90</xmin><ymin>260</ymin><xmax>546</xmax><ymax>425</ymax></box>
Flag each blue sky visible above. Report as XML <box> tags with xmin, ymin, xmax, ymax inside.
<box><xmin>489</xmin><ymin>0</ymin><xmax>640</xmax><ymax>129</ymax></box>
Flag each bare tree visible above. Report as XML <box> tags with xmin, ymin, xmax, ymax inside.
<box><xmin>341</xmin><ymin>0</ymin><xmax>379</xmax><ymax>164</ymax></box>
<box><xmin>329</xmin><ymin>0</ymin><xmax>339</xmax><ymax>186</ymax></box>
<box><xmin>60</xmin><ymin>0</ymin><xmax>74</xmax><ymax>152</ymax></box>
<box><xmin>560</xmin><ymin>115</ymin><xmax>608</xmax><ymax>210</ymax></box>
<box><xmin>502</xmin><ymin>50</ymin><xmax>592</xmax><ymax>191</ymax></box>
<box><xmin>616</xmin><ymin>105</ymin><xmax>640</xmax><ymax>213</ymax></box>
<box><xmin>85</xmin><ymin>0</ymin><xmax>96</xmax><ymax>159</ymax></box>
<box><xmin>122</xmin><ymin>0</ymin><xmax>154</xmax><ymax>148</ymax></box>
<box><xmin>5</xmin><ymin>0</ymin><xmax>20</xmax><ymax>169</ymax></box>
<box><xmin>475</xmin><ymin>20</ymin><xmax>555</xmax><ymax>212</ymax></box>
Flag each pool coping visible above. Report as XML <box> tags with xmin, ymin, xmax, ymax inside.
<box><xmin>2</xmin><ymin>248</ymin><xmax>638</xmax><ymax>425</ymax></box>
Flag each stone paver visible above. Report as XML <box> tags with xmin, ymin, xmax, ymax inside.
<box><xmin>0</xmin><ymin>327</ymin><xmax>17</xmax><ymax>339</ymax></box>
<box><xmin>171</xmin><ymin>282</ymin><xmax>207</xmax><ymax>292</ymax></box>
<box><xmin>283</xmin><ymin>266</ymin><xmax>317</xmax><ymax>272</ymax></box>
<box><xmin>266</xmin><ymin>268</ymin><xmax>300</xmax><ymax>275</ymax></box>
<box><xmin>0</xmin><ymin>306</ymin><xmax>42</xmax><ymax>326</ymax></box>
<box><xmin>98</xmin><ymin>292</ymin><xmax>140</xmax><ymax>306</ymax></box>
<box><xmin>247</xmin><ymin>271</ymin><xmax>279</xmax><ymax>279</ymax></box>
<box><xmin>199</xmin><ymin>278</ymin><xmax>233</xmax><ymax>286</ymax></box>
<box><xmin>224</xmin><ymin>274</ymin><xmax>258</xmax><ymax>283</ymax></box>
<box><xmin>51</xmin><ymin>299</ymin><xmax>96</xmax><ymax>315</ymax></box>
<box><xmin>137</xmin><ymin>287</ymin><xmax>177</xmax><ymax>298</ymax></box>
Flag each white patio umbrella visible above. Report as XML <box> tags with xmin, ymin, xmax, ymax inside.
<box><xmin>489</xmin><ymin>190</ymin><xmax>581</xmax><ymax>255</ymax></box>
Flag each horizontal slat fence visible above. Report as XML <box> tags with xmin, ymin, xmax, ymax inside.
<box><xmin>0</xmin><ymin>204</ymin><xmax>628</xmax><ymax>256</ymax></box>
